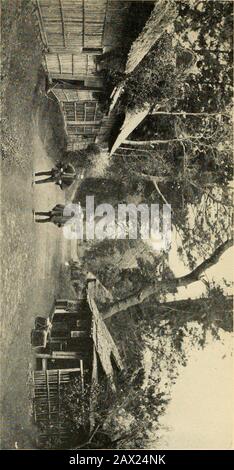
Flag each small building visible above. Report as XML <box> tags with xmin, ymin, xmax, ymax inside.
<box><xmin>35</xmin><ymin>0</ymin><xmax>130</xmax><ymax>150</ymax></box>
<box><xmin>31</xmin><ymin>281</ymin><xmax>123</xmax><ymax>448</ymax></box>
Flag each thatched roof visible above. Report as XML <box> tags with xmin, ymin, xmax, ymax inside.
<box><xmin>125</xmin><ymin>0</ymin><xmax>177</xmax><ymax>75</ymax></box>
<box><xmin>110</xmin><ymin>107</ymin><xmax>150</xmax><ymax>155</ymax></box>
<box><xmin>87</xmin><ymin>281</ymin><xmax>123</xmax><ymax>391</ymax></box>
<box><xmin>109</xmin><ymin>0</ymin><xmax>177</xmax><ymax>155</ymax></box>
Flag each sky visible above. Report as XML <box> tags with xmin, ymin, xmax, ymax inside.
<box><xmin>157</xmin><ymin>331</ymin><xmax>233</xmax><ymax>450</ymax></box>
<box><xmin>167</xmin><ymin>229</ymin><xmax>233</xmax><ymax>300</ymax></box>
<box><xmin>149</xmin><ymin>228</ymin><xmax>233</xmax><ymax>450</ymax></box>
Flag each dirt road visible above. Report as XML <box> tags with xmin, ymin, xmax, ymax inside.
<box><xmin>0</xmin><ymin>1</ymin><xmax>69</xmax><ymax>448</ymax></box>
<box><xmin>1</xmin><ymin>111</ymin><xmax>69</xmax><ymax>450</ymax></box>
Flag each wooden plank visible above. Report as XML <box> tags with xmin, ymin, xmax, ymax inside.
<box><xmin>36</xmin><ymin>0</ymin><xmax>49</xmax><ymax>47</ymax></box>
<box><xmin>72</xmin><ymin>53</ymin><xmax>74</xmax><ymax>75</ymax></box>
<box><xmin>101</xmin><ymin>0</ymin><xmax>108</xmax><ymax>45</ymax></box>
<box><xmin>35</xmin><ymin>353</ymin><xmax>52</xmax><ymax>359</ymax></box>
<box><xmin>82</xmin><ymin>0</ymin><xmax>85</xmax><ymax>48</ymax></box>
<box><xmin>58</xmin><ymin>369</ymin><xmax>61</xmax><ymax>422</ymax></box>
<box><xmin>49</xmin><ymin>73</ymin><xmax>95</xmax><ymax>80</ymax></box>
<box><xmin>94</xmin><ymin>102</ymin><xmax>97</xmax><ymax>122</ymax></box>
<box><xmin>46</xmin><ymin>371</ymin><xmax>51</xmax><ymax>420</ymax></box>
<box><xmin>57</xmin><ymin>54</ymin><xmax>62</xmax><ymax>74</ymax></box>
<box><xmin>73</xmin><ymin>102</ymin><xmax>77</xmax><ymax>122</ymax></box>
<box><xmin>64</xmin><ymin>120</ymin><xmax>101</xmax><ymax>125</ymax></box>
<box><xmin>54</xmin><ymin>307</ymin><xmax>67</xmax><ymax>313</ymax></box>
<box><xmin>84</xmin><ymin>103</ymin><xmax>87</xmax><ymax>122</ymax></box>
<box><xmin>80</xmin><ymin>360</ymin><xmax>84</xmax><ymax>392</ymax></box>
<box><xmin>42</xmin><ymin>359</ymin><xmax>47</xmax><ymax>371</ymax></box>
<box><xmin>52</xmin><ymin>351</ymin><xmax>81</xmax><ymax>359</ymax></box>
<box><xmin>60</xmin><ymin>367</ymin><xmax>81</xmax><ymax>373</ymax></box>
<box><xmin>59</xmin><ymin>0</ymin><xmax>66</xmax><ymax>47</ymax></box>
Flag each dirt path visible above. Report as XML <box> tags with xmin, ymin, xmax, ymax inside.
<box><xmin>1</xmin><ymin>111</ymin><xmax>69</xmax><ymax>448</ymax></box>
<box><xmin>0</xmin><ymin>2</ymin><xmax>70</xmax><ymax>447</ymax></box>
<box><xmin>0</xmin><ymin>1</ymin><xmax>81</xmax><ymax>448</ymax></box>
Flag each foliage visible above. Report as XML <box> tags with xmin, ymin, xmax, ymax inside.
<box><xmin>62</xmin><ymin>144</ymin><xmax>101</xmax><ymax>172</ymax></box>
<box><xmin>122</xmin><ymin>33</ymin><xmax>178</xmax><ymax>110</ymax></box>
<box><xmin>60</xmin><ymin>378</ymin><xmax>97</xmax><ymax>435</ymax></box>
<box><xmin>48</xmin><ymin>369</ymin><xmax>169</xmax><ymax>449</ymax></box>
<box><xmin>77</xmin><ymin>238</ymin><xmax>170</xmax><ymax>301</ymax></box>
<box><xmin>142</xmin><ymin>283</ymin><xmax>233</xmax><ymax>349</ymax></box>
<box><xmin>175</xmin><ymin>0</ymin><xmax>233</xmax><ymax>113</ymax></box>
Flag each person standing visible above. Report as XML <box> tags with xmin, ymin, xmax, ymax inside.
<box><xmin>57</xmin><ymin>162</ymin><xmax>77</xmax><ymax>190</ymax></box>
<box><xmin>33</xmin><ymin>204</ymin><xmax>75</xmax><ymax>227</ymax></box>
<box><xmin>33</xmin><ymin>161</ymin><xmax>77</xmax><ymax>189</ymax></box>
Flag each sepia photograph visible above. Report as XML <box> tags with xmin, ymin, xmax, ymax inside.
<box><xmin>1</xmin><ymin>0</ymin><xmax>233</xmax><ymax>455</ymax></box>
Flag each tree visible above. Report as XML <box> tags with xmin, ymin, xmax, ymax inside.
<box><xmin>174</xmin><ymin>1</ymin><xmax>233</xmax><ymax>114</ymax></box>
<box><xmin>62</xmin><ymin>144</ymin><xmax>101</xmax><ymax>171</ymax></box>
<box><xmin>145</xmin><ymin>286</ymin><xmax>233</xmax><ymax>344</ymax></box>
<box><xmin>121</xmin><ymin>1</ymin><xmax>233</xmax><ymax>169</ymax></box>
<box><xmin>103</xmin><ymin>238</ymin><xmax>233</xmax><ymax>319</ymax></box>
<box><xmin>107</xmin><ymin>135</ymin><xmax>233</xmax><ymax>264</ymax></box>
<box><xmin>78</xmin><ymin>238</ymin><xmax>168</xmax><ymax>302</ymax></box>
<box><xmin>122</xmin><ymin>33</ymin><xmax>179</xmax><ymax>110</ymax></box>
<box><xmin>53</xmin><ymin>371</ymin><xmax>171</xmax><ymax>450</ymax></box>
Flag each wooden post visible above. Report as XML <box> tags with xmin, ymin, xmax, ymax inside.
<box><xmin>80</xmin><ymin>360</ymin><xmax>84</xmax><ymax>391</ymax></box>
<box><xmin>82</xmin><ymin>48</ymin><xmax>103</xmax><ymax>55</ymax></box>
<box><xmin>35</xmin><ymin>353</ymin><xmax>51</xmax><ymax>359</ymax></box>
<box><xmin>59</xmin><ymin>0</ymin><xmax>66</xmax><ymax>48</ymax></box>
<box><xmin>35</xmin><ymin>0</ymin><xmax>49</xmax><ymax>48</ymax></box>
<box><xmin>64</xmin><ymin>120</ymin><xmax>101</xmax><ymax>126</ymax></box>
<box><xmin>52</xmin><ymin>351</ymin><xmax>81</xmax><ymax>359</ymax></box>
<box><xmin>46</xmin><ymin>370</ymin><xmax>51</xmax><ymax>420</ymax></box>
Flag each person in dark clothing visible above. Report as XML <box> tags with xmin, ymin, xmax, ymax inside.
<box><xmin>33</xmin><ymin>204</ymin><xmax>75</xmax><ymax>227</ymax></box>
<box><xmin>33</xmin><ymin>161</ymin><xmax>77</xmax><ymax>189</ymax></box>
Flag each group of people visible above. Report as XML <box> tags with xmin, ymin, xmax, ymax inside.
<box><xmin>33</xmin><ymin>161</ymin><xmax>77</xmax><ymax>227</ymax></box>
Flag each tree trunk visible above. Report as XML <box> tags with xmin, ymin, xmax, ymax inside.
<box><xmin>158</xmin><ymin>296</ymin><xmax>233</xmax><ymax>332</ymax></box>
<box><xmin>124</xmin><ymin>136</ymin><xmax>203</xmax><ymax>146</ymax></box>
<box><xmin>150</xmin><ymin>111</ymin><xmax>230</xmax><ymax>117</ymax></box>
<box><xmin>103</xmin><ymin>238</ymin><xmax>233</xmax><ymax>319</ymax></box>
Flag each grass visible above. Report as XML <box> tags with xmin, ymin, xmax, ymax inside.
<box><xmin>1</xmin><ymin>0</ymin><xmax>43</xmax><ymax>172</ymax></box>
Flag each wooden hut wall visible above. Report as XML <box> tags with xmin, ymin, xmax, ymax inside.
<box><xmin>83</xmin><ymin>0</ymin><xmax>107</xmax><ymax>49</ymax></box>
<box><xmin>62</xmin><ymin>101</ymin><xmax>102</xmax><ymax>123</ymax></box>
<box><xmin>38</xmin><ymin>0</ymin><xmax>129</xmax><ymax>78</ymax></box>
<box><xmin>38</xmin><ymin>0</ymin><xmax>107</xmax><ymax>52</ymax></box>
<box><xmin>53</xmin><ymin>87</ymin><xmax>95</xmax><ymax>102</ymax></box>
<box><xmin>37</xmin><ymin>0</ymin><xmax>84</xmax><ymax>51</ymax></box>
<box><xmin>37</xmin><ymin>0</ymin><xmax>129</xmax><ymax>150</ymax></box>
<box><xmin>66</xmin><ymin>123</ymin><xmax>100</xmax><ymax>136</ymax></box>
<box><xmin>51</xmin><ymin>88</ymin><xmax>103</xmax><ymax>146</ymax></box>
<box><xmin>45</xmin><ymin>53</ymin><xmax>97</xmax><ymax>78</ymax></box>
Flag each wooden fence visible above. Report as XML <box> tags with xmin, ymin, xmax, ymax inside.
<box><xmin>33</xmin><ymin>366</ymin><xmax>84</xmax><ymax>447</ymax></box>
